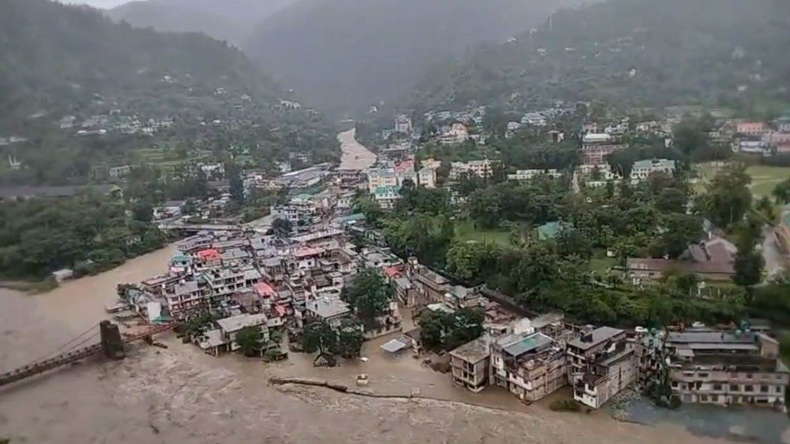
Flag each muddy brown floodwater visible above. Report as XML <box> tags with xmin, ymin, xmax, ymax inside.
<box><xmin>0</xmin><ymin>246</ymin><xmax>741</xmax><ymax>443</ymax></box>
<box><xmin>338</xmin><ymin>128</ymin><xmax>377</xmax><ymax>171</ymax></box>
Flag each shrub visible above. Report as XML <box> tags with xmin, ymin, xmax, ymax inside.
<box><xmin>549</xmin><ymin>399</ymin><xmax>581</xmax><ymax>412</ymax></box>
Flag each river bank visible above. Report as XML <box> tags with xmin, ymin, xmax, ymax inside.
<box><xmin>0</xmin><ymin>245</ymin><xmax>765</xmax><ymax>444</ymax></box>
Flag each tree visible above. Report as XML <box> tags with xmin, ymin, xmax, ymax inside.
<box><xmin>673</xmin><ymin>117</ymin><xmax>710</xmax><ymax>157</ymax></box>
<box><xmin>235</xmin><ymin>326</ymin><xmax>264</xmax><ymax>357</ymax></box>
<box><xmin>654</xmin><ymin>187</ymin><xmax>687</xmax><ymax>214</ymax></box>
<box><xmin>556</xmin><ymin>226</ymin><xmax>594</xmax><ymax>260</ymax></box>
<box><xmin>343</xmin><ymin>268</ymin><xmax>393</xmax><ymax>321</ymax></box>
<box><xmin>272</xmin><ymin>218</ymin><xmax>292</xmax><ymax>237</ymax></box>
<box><xmin>660</xmin><ymin>214</ymin><xmax>703</xmax><ymax>259</ymax></box>
<box><xmin>733</xmin><ymin>249</ymin><xmax>764</xmax><ymax>289</ymax></box>
<box><xmin>418</xmin><ymin>309</ymin><xmax>484</xmax><ymax>352</ymax></box>
<box><xmin>469</xmin><ymin>187</ymin><xmax>502</xmax><ymax>229</ymax></box>
<box><xmin>131</xmin><ymin>201</ymin><xmax>153</xmax><ymax>223</ymax></box>
<box><xmin>334</xmin><ymin>321</ymin><xmax>365</xmax><ymax>359</ymax></box>
<box><xmin>226</xmin><ymin>162</ymin><xmax>245</xmax><ymax>204</ymax></box>
<box><xmin>773</xmin><ymin>178</ymin><xmax>790</xmax><ymax>204</ymax></box>
<box><xmin>302</xmin><ymin>320</ymin><xmax>338</xmax><ymax>355</ymax></box>
<box><xmin>698</xmin><ymin>163</ymin><xmax>752</xmax><ymax>229</ymax></box>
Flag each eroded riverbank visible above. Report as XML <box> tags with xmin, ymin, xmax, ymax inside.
<box><xmin>0</xmin><ymin>246</ymin><xmax>757</xmax><ymax>443</ymax></box>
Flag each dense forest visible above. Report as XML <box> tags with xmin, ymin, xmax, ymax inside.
<box><xmin>409</xmin><ymin>0</ymin><xmax>790</xmax><ymax>114</ymax></box>
<box><xmin>0</xmin><ymin>191</ymin><xmax>166</xmax><ymax>280</ymax></box>
<box><xmin>245</xmin><ymin>0</ymin><xmax>585</xmax><ymax>114</ymax></box>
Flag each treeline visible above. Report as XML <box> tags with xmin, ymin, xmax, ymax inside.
<box><xmin>0</xmin><ymin>193</ymin><xmax>167</xmax><ymax>279</ymax></box>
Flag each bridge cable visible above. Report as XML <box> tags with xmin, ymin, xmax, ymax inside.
<box><xmin>20</xmin><ymin>323</ymin><xmax>100</xmax><ymax>367</ymax></box>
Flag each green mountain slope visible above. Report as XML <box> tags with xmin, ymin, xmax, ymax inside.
<box><xmin>0</xmin><ymin>0</ymin><xmax>337</xmax><ymax>185</ymax></box>
<box><xmin>409</xmin><ymin>0</ymin><xmax>790</xmax><ymax>112</ymax></box>
<box><xmin>108</xmin><ymin>0</ymin><xmax>297</xmax><ymax>45</ymax></box>
<box><xmin>245</xmin><ymin>0</ymin><xmax>584</xmax><ymax>115</ymax></box>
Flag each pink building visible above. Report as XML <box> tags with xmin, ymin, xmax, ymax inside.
<box><xmin>737</xmin><ymin>122</ymin><xmax>767</xmax><ymax>136</ymax></box>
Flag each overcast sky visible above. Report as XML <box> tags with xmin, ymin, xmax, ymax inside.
<box><xmin>62</xmin><ymin>0</ymin><xmax>131</xmax><ymax>9</ymax></box>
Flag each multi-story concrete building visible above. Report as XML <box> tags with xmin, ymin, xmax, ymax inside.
<box><xmin>367</xmin><ymin>168</ymin><xmax>399</xmax><ymax>194</ymax></box>
<box><xmin>581</xmin><ymin>133</ymin><xmax>627</xmax><ymax>165</ymax></box>
<box><xmin>507</xmin><ymin>169</ymin><xmax>563</xmax><ymax>181</ymax></box>
<box><xmin>394</xmin><ymin>114</ymin><xmax>413</xmax><ymax>134</ymax></box>
<box><xmin>449</xmin><ymin>334</ymin><xmax>493</xmax><ymax>393</ymax></box>
<box><xmin>567</xmin><ymin>326</ymin><xmax>636</xmax><ymax>409</ymax></box>
<box><xmin>665</xmin><ymin>329</ymin><xmax>789</xmax><ymax>409</ymax></box>
<box><xmin>491</xmin><ymin>331</ymin><xmax>567</xmax><ymax>403</ymax></box>
<box><xmin>418</xmin><ymin>167</ymin><xmax>437</xmax><ymax>189</ymax></box>
<box><xmin>736</xmin><ymin>121</ymin><xmax>768</xmax><ymax>136</ymax></box>
<box><xmin>449</xmin><ymin>159</ymin><xmax>495</xmax><ymax>181</ymax></box>
<box><xmin>630</xmin><ymin>159</ymin><xmax>676</xmax><ymax>183</ymax></box>
<box><xmin>373</xmin><ymin>186</ymin><xmax>401</xmax><ymax>209</ymax></box>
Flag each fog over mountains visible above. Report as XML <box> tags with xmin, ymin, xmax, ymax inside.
<box><xmin>108</xmin><ymin>0</ymin><xmax>583</xmax><ymax>115</ymax></box>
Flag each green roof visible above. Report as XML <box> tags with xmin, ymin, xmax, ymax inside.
<box><xmin>537</xmin><ymin>221</ymin><xmax>562</xmax><ymax>241</ymax></box>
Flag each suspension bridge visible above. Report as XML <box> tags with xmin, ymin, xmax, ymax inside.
<box><xmin>0</xmin><ymin>320</ymin><xmax>174</xmax><ymax>389</ymax></box>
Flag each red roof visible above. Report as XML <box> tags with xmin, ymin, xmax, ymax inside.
<box><xmin>253</xmin><ymin>282</ymin><xmax>276</xmax><ymax>297</ymax></box>
<box><xmin>197</xmin><ymin>249</ymin><xmax>221</xmax><ymax>261</ymax></box>
<box><xmin>274</xmin><ymin>305</ymin><xmax>287</xmax><ymax>317</ymax></box>
<box><xmin>384</xmin><ymin>266</ymin><xmax>403</xmax><ymax>278</ymax></box>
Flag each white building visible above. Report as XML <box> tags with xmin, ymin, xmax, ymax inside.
<box><xmin>394</xmin><ymin>114</ymin><xmax>412</xmax><ymax>134</ymax></box>
<box><xmin>216</xmin><ymin>313</ymin><xmax>270</xmax><ymax>353</ymax></box>
<box><xmin>508</xmin><ymin>169</ymin><xmax>563</xmax><ymax>181</ymax></box>
<box><xmin>373</xmin><ymin>186</ymin><xmax>401</xmax><ymax>209</ymax></box>
<box><xmin>439</xmin><ymin>123</ymin><xmax>469</xmax><ymax>145</ymax></box>
<box><xmin>449</xmin><ymin>159</ymin><xmax>495</xmax><ymax>181</ymax></box>
<box><xmin>367</xmin><ymin>168</ymin><xmax>399</xmax><ymax>194</ymax></box>
<box><xmin>418</xmin><ymin>167</ymin><xmax>437</xmax><ymax>189</ymax></box>
<box><xmin>630</xmin><ymin>159</ymin><xmax>676</xmax><ymax>183</ymax></box>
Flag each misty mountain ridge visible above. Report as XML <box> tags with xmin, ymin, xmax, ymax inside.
<box><xmin>243</xmin><ymin>0</ymin><xmax>586</xmax><ymax>115</ymax></box>
<box><xmin>108</xmin><ymin>0</ymin><xmax>297</xmax><ymax>44</ymax></box>
<box><xmin>408</xmin><ymin>0</ymin><xmax>790</xmax><ymax>113</ymax></box>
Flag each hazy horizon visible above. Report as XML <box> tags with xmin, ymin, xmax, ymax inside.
<box><xmin>62</xmin><ymin>0</ymin><xmax>130</xmax><ymax>9</ymax></box>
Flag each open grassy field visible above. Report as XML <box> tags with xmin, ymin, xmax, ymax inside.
<box><xmin>454</xmin><ymin>220</ymin><xmax>512</xmax><ymax>246</ymax></box>
<box><xmin>695</xmin><ymin>163</ymin><xmax>790</xmax><ymax>200</ymax></box>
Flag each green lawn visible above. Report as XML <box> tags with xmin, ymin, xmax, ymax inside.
<box><xmin>695</xmin><ymin>163</ymin><xmax>790</xmax><ymax>200</ymax></box>
<box><xmin>590</xmin><ymin>257</ymin><xmax>618</xmax><ymax>274</ymax></box>
<box><xmin>455</xmin><ymin>220</ymin><xmax>512</xmax><ymax>246</ymax></box>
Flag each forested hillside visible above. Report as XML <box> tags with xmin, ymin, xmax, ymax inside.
<box><xmin>108</xmin><ymin>0</ymin><xmax>297</xmax><ymax>45</ymax></box>
<box><xmin>0</xmin><ymin>0</ymin><xmax>338</xmax><ymax>185</ymax></box>
<box><xmin>409</xmin><ymin>0</ymin><xmax>790</xmax><ymax>113</ymax></box>
<box><xmin>245</xmin><ymin>0</ymin><xmax>584</xmax><ymax>114</ymax></box>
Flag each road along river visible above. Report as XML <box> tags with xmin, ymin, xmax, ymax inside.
<box><xmin>0</xmin><ymin>246</ymin><xmax>752</xmax><ymax>444</ymax></box>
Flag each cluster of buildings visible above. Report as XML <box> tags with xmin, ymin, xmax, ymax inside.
<box><xmin>728</xmin><ymin>118</ymin><xmax>790</xmax><ymax>156</ymax></box>
<box><xmin>59</xmin><ymin>113</ymin><xmax>174</xmax><ymax>137</ymax></box>
<box><xmin>449</xmin><ymin>318</ymin><xmax>789</xmax><ymax>411</ymax></box>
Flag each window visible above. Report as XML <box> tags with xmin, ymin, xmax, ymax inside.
<box><xmin>761</xmin><ymin>386</ymin><xmax>769</xmax><ymax>393</ymax></box>
<box><xmin>698</xmin><ymin>373</ymin><xmax>709</xmax><ymax>378</ymax></box>
<box><xmin>745</xmin><ymin>385</ymin><xmax>754</xmax><ymax>393</ymax></box>
<box><xmin>730</xmin><ymin>384</ymin><xmax>739</xmax><ymax>392</ymax></box>
<box><xmin>672</xmin><ymin>381</ymin><xmax>679</xmax><ymax>388</ymax></box>
<box><xmin>778</xmin><ymin>386</ymin><xmax>783</xmax><ymax>394</ymax></box>
<box><xmin>713</xmin><ymin>384</ymin><xmax>723</xmax><ymax>391</ymax></box>
<box><xmin>711</xmin><ymin>395</ymin><xmax>719</xmax><ymax>402</ymax></box>
<box><xmin>746</xmin><ymin>374</ymin><xmax>753</xmax><ymax>379</ymax></box>
<box><xmin>701</xmin><ymin>395</ymin><xmax>708</xmax><ymax>402</ymax></box>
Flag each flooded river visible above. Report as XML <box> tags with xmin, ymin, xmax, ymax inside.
<box><xmin>0</xmin><ymin>246</ymin><xmax>761</xmax><ymax>443</ymax></box>
<box><xmin>338</xmin><ymin>128</ymin><xmax>376</xmax><ymax>170</ymax></box>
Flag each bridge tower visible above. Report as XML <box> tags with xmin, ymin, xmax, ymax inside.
<box><xmin>99</xmin><ymin>321</ymin><xmax>126</xmax><ymax>360</ymax></box>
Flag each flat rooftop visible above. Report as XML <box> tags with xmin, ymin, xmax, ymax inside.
<box><xmin>568</xmin><ymin>326</ymin><xmax>624</xmax><ymax>351</ymax></box>
<box><xmin>450</xmin><ymin>334</ymin><xmax>492</xmax><ymax>363</ymax></box>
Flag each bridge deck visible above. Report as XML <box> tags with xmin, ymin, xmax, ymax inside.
<box><xmin>0</xmin><ymin>323</ymin><xmax>173</xmax><ymax>388</ymax></box>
